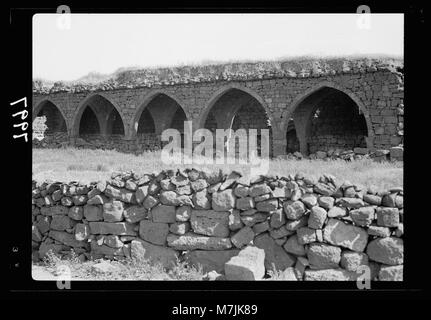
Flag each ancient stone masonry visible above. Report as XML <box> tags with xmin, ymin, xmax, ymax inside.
<box><xmin>32</xmin><ymin>169</ymin><xmax>404</xmax><ymax>281</ymax></box>
<box><xmin>32</xmin><ymin>58</ymin><xmax>404</xmax><ymax>159</ymax></box>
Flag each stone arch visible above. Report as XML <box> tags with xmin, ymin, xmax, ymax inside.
<box><xmin>32</xmin><ymin>99</ymin><xmax>68</xmax><ymax>133</ymax></box>
<box><xmin>200</xmin><ymin>85</ymin><xmax>273</xmax><ymax>157</ymax></box>
<box><xmin>198</xmin><ymin>84</ymin><xmax>273</xmax><ymax>129</ymax></box>
<box><xmin>284</xmin><ymin>82</ymin><xmax>373</xmax><ymax>155</ymax></box>
<box><xmin>72</xmin><ymin>93</ymin><xmax>126</xmax><ymax>138</ymax></box>
<box><xmin>132</xmin><ymin>90</ymin><xmax>189</xmax><ymax>138</ymax></box>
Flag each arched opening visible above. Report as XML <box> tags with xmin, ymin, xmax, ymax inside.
<box><xmin>79</xmin><ymin>107</ymin><xmax>100</xmax><ymax>135</ymax></box>
<box><xmin>33</xmin><ymin>101</ymin><xmax>67</xmax><ymax>135</ymax></box>
<box><xmin>291</xmin><ymin>87</ymin><xmax>368</xmax><ymax>155</ymax></box>
<box><xmin>135</xmin><ymin>93</ymin><xmax>188</xmax><ymax>151</ymax></box>
<box><xmin>285</xmin><ymin>119</ymin><xmax>299</xmax><ymax>154</ymax></box>
<box><xmin>75</xmin><ymin>94</ymin><xmax>125</xmax><ymax>139</ymax></box>
<box><xmin>203</xmin><ymin>88</ymin><xmax>272</xmax><ymax>158</ymax></box>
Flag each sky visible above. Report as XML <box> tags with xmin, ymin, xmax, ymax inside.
<box><xmin>33</xmin><ymin>14</ymin><xmax>403</xmax><ymax>81</ymax></box>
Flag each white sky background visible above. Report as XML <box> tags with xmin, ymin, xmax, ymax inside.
<box><xmin>33</xmin><ymin>14</ymin><xmax>403</xmax><ymax>82</ymax></box>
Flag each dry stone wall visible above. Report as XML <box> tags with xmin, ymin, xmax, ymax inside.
<box><xmin>32</xmin><ymin>169</ymin><xmax>404</xmax><ymax>281</ymax></box>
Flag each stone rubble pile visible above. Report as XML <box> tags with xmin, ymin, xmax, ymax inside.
<box><xmin>32</xmin><ymin>169</ymin><xmax>403</xmax><ymax>281</ymax></box>
<box><xmin>281</xmin><ymin>145</ymin><xmax>403</xmax><ymax>162</ymax></box>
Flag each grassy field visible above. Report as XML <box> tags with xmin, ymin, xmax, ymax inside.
<box><xmin>32</xmin><ymin>148</ymin><xmax>403</xmax><ymax>190</ymax></box>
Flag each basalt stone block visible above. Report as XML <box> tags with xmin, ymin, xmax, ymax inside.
<box><xmin>103</xmin><ymin>200</ymin><xmax>124</xmax><ymax>222</ymax></box>
<box><xmin>236</xmin><ymin>197</ymin><xmax>255</xmax><ymax>211</ymax></box>
<box><xmin>376</xmin><ymin>208</ymin><xmax>400</xmax><ymax>227</ymax></box>
<box><xmin>231</xmin><ymin>226</ymin><xmax>254</xmax><ymax>248</ymax></box>
<box><xmin>350</xmin><ymin>206</ymin><xmax>375</xmax><ymax>227</ymax></box>
<box><xmin>283</xmin><ymin>235</ymin><xmax>306</xmax><ymax>256</ymax></box>
<box><xmin>270</xmin><ymin>209</ymin><xmax>286</xmax><ymax>229</ymax></box>
<box><xmin>304</xmin><ymin>269</ymin><xmax>358</xmax><ymax>281</ymax></box>
<box><xmin>83</xmin><ymin>204</ymin><xmax>103</xmax><ymax>222</ymax></box>
<box><xmin>192</xmin><ymin>190</ymin><xmax>211</xmax><ymax>210</ymax></box>
<box><xmin>284</xmin><ymin>201</ymin><xmax>306</xmax><ymax>220</ymax></box>
<box><xmin>151</xmin><ymin>205</ymin><xmax>176</xmax><ymax>223</ymax></box>
<box><xmin>323</xmin><ymin>218</ymin><xmax>368</xmax><ymax>252</ymax></box>
<box><xmin>301</xmin><ymin>194</ymin><xmax>318</xmax><ymax>208</ymax></box>
<box><xmin>366</xmin><ymin>237</ymin><xmax>403</xmax><ymax>265</ymax></box>
<box><xmin>327</xmin><ymin>206</ymin><xmax>347</xmax><ymax>218</ymax></box>
<box><xmin>307</xmin><ymin>243</ymin><xmax>341</xmax><ymax>269</ymax></box>
<box><xmin>167</xmin><ymin>233</ymin><xmax>232</xmax><ymax>250</ymax></box>
<box><xmin>234</xmin><ymin>185</ymin><xmax>249</xmax><ymax>198</ymax></box>
<box><xmin>212</xmin><ymin>189</ymin><xmax>236</xmax><ymax>211</ymax></box>
<box><xmin>169</xmin><ymin>222</ymin><xmax>191</xmax><ymax>235</ymax></box>
<box><xmin>135</xmin><ymin>185</ymin><xmax>149</xmax><ymax>204</ymax></box>
<box><xmin>123</xmin><ymin>206</ymin><xmax>147</xmax><ymax>223</ymax></box>
<box><xmin>139</xmin><ymin>220</ymin><xmax>169</xmax><ymax>245</ymax></box>
<box><xmin>318</xmin><ymin>196</ymin><xmax>334</xmax><ymax>210</ymax></box>
<box><xmin>338</xmin><ymin>198</ymin><xmax>365</xmax><ymax>209</ymax></box>
<box><xmin>249</xmin><ymin>183</ymin><xmax>271</xmax><ymax>197</ymax></box>
<box><xmin>49</xmin><ymin>230</ymin><xmax>87</xmax><ymax>248</ymax></box>
<box><xmin>89</xmin><ymin>222</ymin><xmax>137</xmax><ymax>236</ymax></box>
<box><xmin>297</xmin><ymin>227</ymin><xmax>317</xmax><ymax>245</ymax></box>
<box><xmin>176</xmin><ymin>206</ymin><xmax>192</xmax><ymax>222</ymax></box>
<box><xmin>228</xmin><ymin>210</ymin><xmax>244</xmax><ymax>231</ymax></box>
<box><xmin>285</xmin><ymin>216</ymin><xmax>308</xmax><ymax>231</ymax></box>
<box><xmin>308</xmin><ymin>206</ymin><xmax>327</xmax><ymax>229</ymax></box>
<box><xmin>240</xmin><ymin>213</ymin><xmax>268</xmax><ymax>227</ymax></box>
<box><xmin>104</xmin><ymin>185</ymin><xmax>135</xmax><ymax>203</ymax></box>
<box><xmin>190</xmin><ymin>210</ymin><xmax>230</xmax><ymax>237</ymax></box>
<box><xmin>50</xmin><ymin>215</ymin><xmax>74</xmax><ymax>231</ymax></box>
<box><xmin>256</xmin><ymin>199</ymin><xmax>278</xmax><ymax>212</ymax></box>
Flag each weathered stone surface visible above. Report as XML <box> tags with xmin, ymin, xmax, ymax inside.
<box><xmin>350</xmin><ymin>206</ymin><xmax>375</xmax><ymax>226</ymax></box>
<box><xmin>338</xmin><ymin>197</ymin><xmax>365</xmax><ymax>208</ymax></box>
<box><xmin>318</xmin><ymin>196</ymin><xmax>334</xmax><ymax>210</ymax></box>
<box><xmin>382</xmin><ymin>193</ymin><xmax>397</xmax><ymax>207</ymax></box>
<box><xmin>340</xmin><ymin>251</ymin><xmax>369</xmax><ymax>272</ymax></box>
<box><xmin>285</xmin><ymin>216</ymin><xmax>308</xmax><ymax>231</ymax></box>
<box><xmin>270</xmin><ymin>209</ymin><xmax>286</xmax><ymax>228</ymax></box>
<box><xmin>231</xmin><ymin>226</ymin><xmax>254</xmax><ymax>248</ymax></box>
<box><xmin>379</xmin><ymin>265</ymin><xmax>403</xmax><ymax>281</ymax></box>
<box><xmin>190</xmin><ymin>179</ymin><xmax>208</xmax><ymax>192</ymax></box>
<box><xmin>169</xmin><ymin>222</ymin><xmax>190</xmax><ymax>235</ymax></box>
<box><xmin>123</xmin><ymin>206</ymin><xmax>146</xmax><ymax>223</ymax></box>
<box><xmin>366</xmin><ymin>237</ymin><xmax>403</xmax><ymax>265</ymax></box>
<box><xmin>363</xmin><ymin>194</ymin><xmax>382</xmax><ymax>206</ymax></box>
<box><xmin>212</xmin><ymin>189</ymin><xmax>236</xmax><ymax>211</ymax></box>
<box><xmin>249</xmin><ymin>183</ymin><xmax>271</xmax><ymax>197</ymax></box>
<box><xmin>254</xmin><ymin>233</ymin><xmax>295</xmax><ymax>271</ymax></box>
<box><xmin>143</xmin><ymin>195</ymin><xmax>159</xmax><ymax>209</ymax></box>
<box><xmin>192</xmin><ymin>190</ymin><xmax>211</xmax><ymax>209</ymax></box>
<box><xmin>139</xmin><ymin>220</ymin><xmax>169</xmax><ymax>245</ymax></box>
<box><xmin>367</xmin><ymin>225</ymin><xmax>391</xmax><ymax>238</ymax></box>
<box><xmin>308</xmin><ymin>206</ymin><xmax>327</xmax><ymax>229</ymax></box>
<box><xmin>32</xmin><ymin>225</ymin><xmax>42</xmax><ymax>242</ymax></box>
<box><xmin>327</xmin><ymin>206</ymin><xmax>347</xmax><ymax>218</ymax></box>
<box><xmin>253</xmin><ymin>221</ymin><xmax>270</xmax><ymax>234</ymax></box>
<box><xmin>297</xmin><ymin>227</ymin><xmax>317</xmax><ymax>245</ymax></box>
<box><xmin>104</xmin><ymin>185</ymin><xmax>135</xmax><ymax>203</ymax></box>
<box><xmin>190</xmin><ymin>210</ymin><xmax>230</xmax><ymax>237</ymax></box>
<box><xmin>185</xmin><ymin>250</ymin><xmax>240</xmax><ymax>273</ymax></box>
<box><xmin>219</xmin><ymin>171</ymin><xmax>241</xmax><ymax>191</ymax></box>
<box><xmin>236</xmin><ymin>197</ymin><xmax>254</xmax><ymax>211</ymax></box>
<box><xmin>272</xmin><ymin>187</ymin><xmax>290</xmax><ymax>198</ymax></box>
<box><xmin>304</xmin><ymin>268</ymin><xmax>358</xmax><ymax>281</ymax></box>
<box><xmin>377</xmin><ymin>207</ymin><xmax>400</xmax><ymax>227</ymax></box>
<box><xmin>234</xmin><ymin>185</ymin><xmax>249</xmax><ymax>198</ymax></box>
<box><xmin>104</xmin><ymin>235</ymin><xmax>123</xmax><ymax>248</ymax></box>
<box><xmin>228</xmin><ymin>210</ymin><xmax>243</xmax><ymax>231</ymax></box>
<box><xmin>151</xmin><ymin>205</ymin><xmax>176</xmax><ymax>223</ymax></box>
<box><xmin>75</xmin><ymin>223</ymin><xmax>90</xmax><ymax>241</ymax></box>
<box><xmin>307</xmin><ymin>243</ymin><xmax>341</xmax><ymax>269</ymax></box>
<box><xmin>323</xmin><ymin>218</ymin><xmax>368</xmax><ymax>252</ymax></box>
<box><xmin>256</xmin><ymin>199</ymin><xmax>278</xmax><ymax>212</ymax></box>
<box><xmin>284</xmin><ymin>201</ymin><xmax>306</xmax><ymax>220</ymax></box>
<box><xmin>103</xmin><ymin>200</ymin><xmax>124</xmax><ymax>222</ymax></box>
<box><xmin>50</xmin><ymin>215</ymin><xmax>73</xmax><ymax>231</ymax></box>
<box><xmin>135</xmin><ymin>185</ymin><xmax>149</xmax><ymax>204</ymax></box>
<box><xmin>313</xmin><ymin>183</ymin><xmax>335</xmax><ymax>196</ymax></box>
<box><xmin>176</xmin><ymin>205</ymin><xmax>192</xmax><ymax>222</ymax></box>
<box><xmin>240</xmin><ymin>213</ymin><xmax>268</xmax><ymax>227</ymax></box>
<box><xmin>167</xmin><ymin>233</ymin><xmax>232</xmax><ymax>250</ymax></box>
<box><xmin>301</xmin><ymin>194</ymin><xmax>318</xmax><ymax>208</ymax></box>
<box><xmin>89</xmin><ymin>222</ymin><xmax>137</xmax><ymax>236</ymax></box>
<box><xmin>283</xmin><ymin>235</ymin><xmax>306</xmax><ymax>256</ymax></box>
<box><xmin>225</xmin><ymin>246</ymin><xmax>265</xmax><ymax>280</ymax></box>
<box><xmin>269</xmin><ymin>226</ymin><xmax>293</xmax><ymax>239</ymax></box>
<box><xmin>83</xmin><ymin>204</ymin><xmax>103</xmax><ymax>221</ymax></box>
<box><xmin>131</xmin><ymin>239</ymin><xmax>179</xmax><ymax>269</ymax></box>
<box><xmin>35</xmin><ymin>216</ymin><xmax>51</xmax><ymax>234</ymax></box>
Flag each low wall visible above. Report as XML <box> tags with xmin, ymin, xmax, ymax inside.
<box><xmin>32</xmin><ymin>169</ymin><xmax>404</xmax><ymax>281</ymax></box>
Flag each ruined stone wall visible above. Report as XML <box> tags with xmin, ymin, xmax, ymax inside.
<box><xmin>32</xmin><ymin>169</ymin><xmax>404</xmax><ymax>281</ymax></box>
<box><xmin>32</xmin><ymin>67</ymin><xmax>404</xmax><ymax>157</ymax></box>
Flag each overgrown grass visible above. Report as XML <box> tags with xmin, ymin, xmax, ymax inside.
<box><xmin>33</xmin><ymin>147</ymin><xmax>403</xmax><ymax>190</ymax></box>
<box><xmin>37</xmin><ymin>250</ymin><xmax>205</xmax><ymax>281</ymax></box>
